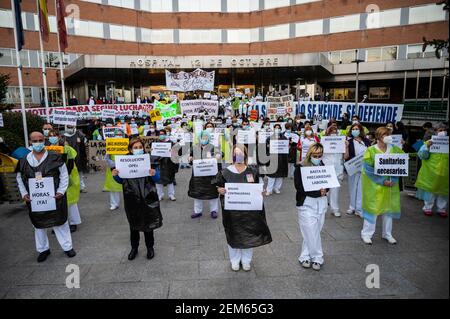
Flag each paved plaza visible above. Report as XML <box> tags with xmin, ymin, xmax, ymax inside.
<box><xmin>0</xmin><ymin>169</ymin><xmax>448</xmax><ymax>299</ymax></box>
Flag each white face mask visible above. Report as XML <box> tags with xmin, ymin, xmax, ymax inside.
<box><xmin>437</xmin><ymin>131</ymin><xmax>447</xmax><ymax>137</ymax></box>
<box><xmin>305</xmin><ymin>130</ymin><xmax>312</xmax><ymax>136</ymax></box>
<box><xmin>383</xmin><ymin>136</ymin><xmax>393</xmax><ymax>145</ymax></box>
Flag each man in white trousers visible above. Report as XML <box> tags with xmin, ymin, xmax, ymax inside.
<box><xmin>16</xmin><ymin>132</ymin><xmax>76</xmax><ymax>262</ymax></box>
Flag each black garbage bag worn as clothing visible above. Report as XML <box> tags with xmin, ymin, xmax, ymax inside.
<box><xmin>216</xmin><ymin>165</ymin><xmax>272</xmax><ymax>249</ymax></box>
<box><xmin>266</xmin><ymin>134</ymin><xmax>289</xmax><ymax>178</ymax></box>
<box><xmin>188</xmin><ymin>144</ymin><xmax>221</xmax><ymax>200</ymax></box>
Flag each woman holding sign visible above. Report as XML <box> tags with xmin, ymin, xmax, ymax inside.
<box><xmin>415</xmin><ymin>123</ymin><xmax>448</xmax><ymax>218</ymax></box>
<box><xmin>298</xmin><ymin>123</ymin><xmax>320</xmax><ymax>162</ymax></box>
<box><xmin>111</xmin><ymin>138</ymin><xmax>162</xmax><ymax>260</ymax></box>
<box><xmin>361</xmin><ymin>127</ymin><xmax>404</xmax><ymax>245</ymax></box>
<box><xmin>265</xmin><ymin>124</ymin><xmax>289</xmax><ymax>195</ymax></box>
<box><xmin>188</xmin><ymin>130</ymin><xmax>221</xmax><ymax>219</ymax></box>
<box><xmin>294</xmin><ymin>143</ymin><xmax>329</xmax><ymax>271</ymax></box>
<box><xmin>216</xmin><ymin>145</ymin><xmax>272</xmax><ymax>272</ymax></box>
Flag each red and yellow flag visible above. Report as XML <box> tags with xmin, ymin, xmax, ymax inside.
<box><xmin>56</xmin><ymin>0</ymin><xmax>68</xmax><ymax>52</ymax></box>
<box><xmin>38</xmin><ymin>0</ymin><xmax>50</xmax><ymax>42</ymax></box>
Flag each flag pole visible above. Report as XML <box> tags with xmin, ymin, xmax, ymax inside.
<box><xmin>36</xmin><ymin>0</ymin><xmax>50</xmax><ymax>122</ymax></box>
<box><xmin>11</xmin><ymin>0</ymin><xmax>29</xmax><ymax>148</ymax></box>
<box><xmin>54</xmin><ymin>0</ymin><xmax>66</xmax><ymax>108</ymax></box>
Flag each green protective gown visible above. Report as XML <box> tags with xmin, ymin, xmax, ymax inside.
<box><xmin>103</xmin><ymin>154</ymin><xmax>123</xmax><ymax>192</ymax></box>
<box><xmin>361</xmin><ymin>145</ymin><xmax>404</xmax><ymax>223</ymax></box>
<box><xmin>415</xmin><ymin>145</ymin><xmax>449</xmax><ymax>197</ymax></box>
<box><xmin>64</xmin><ymin>145</ymin><xmax>80</xmax><ymax>206</ymax></box>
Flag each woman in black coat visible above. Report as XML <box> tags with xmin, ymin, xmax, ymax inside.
<box><xmin>112</xmin><ymin>138</ymin><xmax>162</xmax><ymax>260</ymax></box>
<box><xmin>265</xmin><ymin>124</ymin><xmax>289</xmax><ymax>195</ymax></box>
<box><xmin>216</xmin><ymin>144</ymin><xmax>272</xmax><ymax>272</ymax></box>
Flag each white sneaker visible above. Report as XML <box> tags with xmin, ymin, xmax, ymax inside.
<box><xmin>159</xmin><ymin>196</ymin><xmax>164</xmax><ymax>201</ymax></box>
<box><xmin>110</xmin><ymin>205</ymin><xmax>118</xmax><ymax>211</ymax></box>
<box><xmin>383</xmin><ymin>236</ymin><xmax>397</xmax><ymax>245</ymax></box>
<box><xmin>355</xmin><ymin>211</ymin><xmax>363</xmax><ymax>218</ymax></box>
<box><xmin>242</xmin><ymin>263</ymin><xmax>251</xmax><ymax>271</ymax></box>
<box><xmin>274</xmin><ymin>189</ymin><xmax>281</xmax><ymax>194</ymax></box>
<box><xmin>332</xmin><ymin>210</ymin><xmax>341</xmax><ymax>217</ymax></box>
<box><xmin>346</xmin><ymin>209</ymin><xmax>355</xmax><ymax>215</ymax></box>
<box><xmin>169</xmin><ymin>195</ymin><xmax>176</xmax><ymax>201</ymax></box>
<box><xmin>300</xmin><ymin>260</ymin><xmax>311</xmax><ymax>269</ymax></box>
<box><xmin>231</xmin><ymin>263</ymin><xmax>240</xmax><ymax>272</ymax></box>
<box><xmin>265</xmin><ymin>191</ymin><xmax>272</xmax><ymax>196</ymax></box>
<box><xmin>312</xmin><ymin>262</ymin><xmax>321</xmax><ymax>271</ymax></box>
<box><xmin>361</xmin><ymin>236</ymin><xmax>373</xmax><ymax>245</ymax></box>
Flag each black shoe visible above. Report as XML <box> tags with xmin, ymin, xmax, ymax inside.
<box><xmin>51</xmin><ymin>230</ymin><xmax>55</xmax><ymax>235</ymax></box>
<box><xmin>37</xmin><ymin>249</ymin><xmax>51</xmax><ymax>262</ymax></box>
<box><xmin>65</xmin><ymin>249</ymin><xmax>76</xmax><ymax>258</ymax></box>
<box><xmin>147</xmin><ymin>247</ymin><xmax>155</xmax><ymax>260</ymax></box>
<box><xmin>69</xmin><ymin>225</ymin><xmax>77</xmax><ymax>233</ymax></box>
<box><xmin>128</xmin><ymin>248</ymin><xmax>138</xmax><ymax>260</ymax></box>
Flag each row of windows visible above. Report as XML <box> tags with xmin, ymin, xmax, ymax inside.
<box><xmin>0</xmin><ymin>48</ymin><xmax>78</xmax><ymax>68</ymax></box>
<box><xmin>83</xmin><ymin>0</ymin><xmax>320</xmax><ymax>13</ymax></box>
<box><xmin>0</xmin><ymin>3</ymin><xmax>446</xmax><ymax>44</ymax></box>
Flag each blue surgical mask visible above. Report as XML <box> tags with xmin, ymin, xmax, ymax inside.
<box><xmin>49</xmin><ymin>136</ymin><xmax>59</xmax><ymax>145</ymax></box>
<box><xmin>32</xmin><ymin>142</ymin><xmax>45</xmax><ymax>153</ymax></box>
<box><xmin>234</xmin><ymin>153</ymin><xmax>245</xmax><ymax>163</ymax></box>
<box><xmin>200</xmin><ymin>139</ymin><xmax>209</xmax><ymax>145</ymax></box>
<box><xmin>311</xmin><ymin>157</ymin><xmax>322</xmax><ymax>166</ymax></box>
<box><xmin>43</xmin><ymin>129</ymin><xmax>49</xmax><ymax>137</ymax></box>
<box><xmin>351</xmin><ymin>130</ymin><xmax>360</xmax><ymax>137</ymax></box>
<box><xmin>132</xmin><ymin>149</ymin><xmax>144</xmax><ymax>155</ymax></box>
<box><xmin>159</xmin><ymin>135</ymin><xmax>166</xmax><ymax>141</ymax></box>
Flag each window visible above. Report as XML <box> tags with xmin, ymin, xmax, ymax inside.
<box><xmin>140</xmin><ymin>0</ymin><xmax>172</xmax><ymax>12</ymax></box>
<box><xmin>150</xmin><ymin>30</ymin><xmax>174</xmax><ymax>43</ymax></box>
<box><xmin>369</xmin><ymin>87</ymin><xmax>390</xmax><ymax>99</ymax></box>
<box><xmin>108</xmin><ymin>0</ymin><xmax>134</xmax><ymax>8</ymax></box>
<box><xmin>0</xmin><ymin>10</ymin><xmax>12</xmax><ymax>28</ymax></box>
<box><xmin>329</xmin><ymin>88</ymin><xmax>355</xmax><ymax>100</ymax></box>
<box><xmin>227</xmin><ymin>0</ymin><xmax>259</xmax><ymax>12</ymax></box>
<box><xmin>178</xmin><ymin>0</ymin><xmax>221</xmax><ymax>12</ymax></box>
<box><xmin>409</xmin><ymin>3</ymin><xmax>446</xmax><ymax>24</ymax></box>
<box><xmin>74</xmin><ymin>20</ymin><xmax>104</xmax><ymax>38</ymax></box>
<box><xmin>110</xmin><ymin>24</ymin><xmax>124</xmax><ymax>40</ymax></box>
<box><xmin>328</xmin><ymin>50</ymin><xmax>355</xmax><ymax>64</ymax></box>
<box><xmin>367</xmin><ymin>8</ymin><xmax>401</xmax><ymax>29</ymax></box>
<box><xmin>227</xmin><ymin>29</ymin><xmax>259</xmax><ymax>43</ymax></box>
<box><xmin>366</xmin><ymin>46</ymin><xmax>397</xmax><ymax>62</ymax></box>
<box><xmin>295</xmin><ymin>19</ymin><xmax>323</xmax><ymax>37</ymax></box>
<box><xmin>329</xmin><ymin>14</ymin><xmax>360</xmax><ymax>33</ymax></box>
<box><xmin>264</xmin><ymin>24</ymin><xmax>290</xmax><ymax>41</ymax></box>
<box><xmin>45</xmin><ymin>52</ymin><xmax>61</xmax><ymax>68</ymax></box>
<box><xmin>179</xmin><ymin>30</ymin><xmax>222</xmax><ymax>43</ymax></box>
<box><xmin>12</xmin><ymin>50</ymin><xmax>30</xmax><ymax>67</ymax></box>
<box><xmin>264</xmin><ymin>0</ymin><xmax>290</xmax><ymax>10</ymax></box>
<box><xmin>0</xmin><ymin>48</ymin><xmax>13</xmax><ymax>66</ymax></box>
<box><xmin>407</xmin><ymin>44</ymin><xmax>437</xmax><ymax>59</ymax></box>
<box><xmin>6</xmin><ymin>87</ymin><xmax>32</xmax><ymax>103</ymax></box>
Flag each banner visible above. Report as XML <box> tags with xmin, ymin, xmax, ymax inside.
<box><xmin>115</xmin><ymin>154</ymin><xmax>151</xmax><ymax>179</ymax></box>
<box><xmin>224</xmin><ymin>183</ymin><xmax>264</xmax><ymax>211</ymax></box>
<box><xmin>374</xmin><ymin>154</ymin><xmax>409</xmax><ymax>176</ymax></box>
<box><xmin>52</xmin><ymin>109</ymin><xmax>77</xmax><ymax>126</ymax></box>
<box><xmin>106</xmin><ymin>138</ymin><xmax>129</xmax><ymax>155</ymax></box>
<box><xmin>193</xmin><ymin>158</ymin><xmax>218</xmax><ymax>177</ymax></box>
<box><xmin>430</xmin><ymin>136</ymin><xmax>449</xmax><ymax>154</ymax></box>
<box><xmin>154</xmin><ymin>101</ymin><xmax>179</xmax><ymax>119</ymax></box>
<box><xmin>87</xmin><ymin>140</ymin><xmax>106</xmax><ymax>171</ymax></box>
<box><xmin>344</xmin><ymin>153</ymin><xmax>364</xmax><ymax>176</ymax></box>
<box><xmin>300</xmin><ymin>166</ymin><xmax>341</xmax><ymax>191</ymax></box>
<box><xmin>28</xmin><ymin>177</ymin><xmax>56</xmax><ymax>212</ymax></box>
<box><xmin>267</xmin><ymin>95</ymin><xmax>295</xmax><ymax>121</ymax></box>
<box><xmin>180</xmin><ymin>100</ymin><xmax>219</xmax><ymax>117</ymax></box>
<box><xmin>321</xmin><ymin>136</ymin><xmax>346</xmax><ymax>154</ymax></box>
<box><xmin>165</xmin><ymin>68</ymin><xmax>215</xmax><ymax>92</ymax></box>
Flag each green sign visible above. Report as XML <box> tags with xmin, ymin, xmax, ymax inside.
<box><xmin>155</xmin><ymin>100</ymin><xmax>180</xmax><ymax>119</ymax></box>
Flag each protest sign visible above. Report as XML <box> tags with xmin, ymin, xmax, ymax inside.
<box><xmin>88</xmin><ymin>140</ymin><xmax>106</xmax><ymax>171</ymax></box>
<box><xmin>321</xmin><ymin>136</ymin><xmax>346</xmax><ymax>153</ymax></box>
<box><xmin>102</xmin><ymin>126</ymin><xmax>125</xmax><ymax>139</ymax></box>
<box><xmin>165</xmin><ymin>68</ymin><xmax>215</xmax><ymax>92</ymax></box>
<box><xmin>391</xmin><ymin>135</ymin><xmax>403</xmax><ymax>148</ymax></box>
<box><xmin>106</xmin><ymin>138</ymin><xmax>129</xmax><ymax>155</ymax></box>
<box><xmin>290</xmin><ymin>133</ymin><xmax>299</xmax><ymax>144</ymax></box>
<box><xmin>180</xmin><ymin>100</ymin><xmax>219</xmax><ymax>117</ymax></box>
<box><xmin>154</xmin><ymin>101</ymin><xmax>179</xmax><ymax>119</ymax></box>
<box><xmin>258</xmin><ymin>131</ymin><xmax>272</xmax><ymax>144</ymax></box>
<box><xmin>430</xmin><ymin>136</ymin><xmax>449</xmax><ymax>154</ymax></box>
<box><xmin>374</xmin><ymin>153</ymin><xmax>409</xmax><ymax>176</ymax></box>
<box><xmin>237</xmin><ymin>130</ymin><xmax>256</xmax><ymax>144</ymax></box>
<box><xmin>193</xmin><ymin>158</ymin><xmax>218</xmax><ymax>177</ymax></box>
<box><xmin>224</xmin><ymin>183</ymin><xmax>264</xmax><ymax>211</ymax></box>
<box><xmin>151</xmin><ymin>142</ymin><xmax>172</xmax><ymax>158</ymax></box>
<box><xmin>269</xmin><ymin>140</ymin><xmax>289</xmax><ymax>154</ymax></box>
<box><xmin>52</xmin><ymin>109</ymin><xmax>77</xmax><ymax>126</ymax></box>
<box><xmin>300</xmin><ymin>166</ymin><xmax>341</xmax><ymax>191</ymax></box>
<box><xmin>101</xmin><ymin>109</ymin><xmax>116</xmax><ymax>120</ymax></box>
<box><xmin>115</xmin><ymin>154</ymin><xmax>151</xmax><ymax>179</ymax></box>
<box><xmin>156</xmin><ymin>121</ymin><xmax>164</xmax><ymax>130</ymax></box>
<box><xmin>150</xmin><ymin>109</ymin><xmax>162</xmax><ymax>122</ymax></box>
<box><xmin>45</xmin><ymin>145</ymin><xmax>64</xmax><ymax>154</ymax></box>
<box><xmin>344</xmin><ymin>153</ymin><xmax>364</xmax><ymax>176</ymax></box>
<box><xmin>28</xmin><ymin>177</ymin><xmax>56</xmax><ymax>212</ymax></box>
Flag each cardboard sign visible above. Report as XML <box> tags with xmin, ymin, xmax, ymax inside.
<box><xmin>106</xmin><ymin>138</ymin><xmax>129</xmax><ymax>155</ymax></box>
<box><xmin>52</xmin><ymin>109</ymin><xmax>78</xmax><ymax>126</ymax></box>
<box><xmin>88</xmin><ymin>140</ymin><xmax>106</xmax><ymax>171</ymax></box>
<box><xmin>193</xmin><ymin>158</ymin><xmax>218</xmax><ymax>177</ymax></box>
<box><xmin>300</xmin><ymin>165</ymin><xmax>341</xmax><ymax>191</ymax></box>
<box><xmin>115</xmin><ymin>154</ymin><xmax>151</xmax><ymax>179</ymax></box>
<box><xmin>151</xmin><ymin>142</ymin><xmax>172</xmax><ymax>158</ymax></box>
<box><xmin>150</xmin><ymin>109</ymin><xmax>162</xmax><ymax>122</ymax></box>
<box><xmin>344</xmin><ymin>153</ymin><xmax>364</xmax><ymax>176</ymax></box>
<box><xmin>224</xmin><ymin>183</ymin><xmax>263</xmax><ymax>211</ymax></box>
<box><xmin>430</xmin><ymin>136</ymin><xmax>449</xmax><ymax>154</ymax></box>
<box><xmin>45</xmin><ymin>145</ymin><xmax>64</xmax><ymax>154</ymax></box>
<box><xmin>374</xmin><ymin>153</ymin><xmax>409</xmax><ymax>176</ymax></box>
<box><xmin>101</xmin><ymin>109</ymin><xmax>116</xmax><ymax>120</ymax></box>
<box><xmin>237</xmin><ymin>130</ymin><xmax>256</xmax><ymax>144</ymax></box>
<box><xmin>321</xmin><ymin>136</ymin><xmax>346</xmax><ymax>154</ymax></box>
<box><xmin>28</xmin><ymin>177</ymin><xmax>56</xmax><ymax>212</ymax></box>
<box><xmin>269</xmin><ymin>140</ymin><xmax>289</xmax><ymax>154</ymax></box>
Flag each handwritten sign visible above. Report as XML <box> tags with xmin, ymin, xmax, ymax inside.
<box><xmin>193</xmin><ymin>158</ymin><xmax>218</xmax><ymax>177</ymax></box>
<box><xmin>101</xmin><ymin>109</ymin><xmax>116</xmax><ymax>120</ymax></box>
<box><xmin>258</xmin><ymin>131</ymin><xmax>272</xmax><ymax>144</ymax></box>
<box><xmin>88</xmin><ymin>140</ymin><xmax>106</xmax><ymax>171</ymax></box>
<box><xmin>430</xmin><ymin>136</ymin><xmax>449</xmax><ymax>154</ymax></box>
<box><xmin>102</xmin><ymin>126</ymin><xmax>125</xmax><ymax>139</ymax></box>
<box><xmin>151</xmin><ymin>142</ymin><xmax>172</xmax><ymax>158</ymax></box>
<box><xmin>150</xmin><ymin>109</ymin><xmax>162</xmax><ymax>122</ymax></box>
<box><xmin>224</xmin><ymin>183</ymin><xmax>263</xmax><ymax>211</ymax></box>
<box><xmin>28</xmin><ymin>177</ymin><xmax>56</xmax><ymax>212</ymax></box>
<box><xmin>115</xmin><ymin>154</ymin><xmax>151</xmax><ymax>179</ymax></box>
<box><xmin>237</xmin><ymin>130</ymin><xmax>256</xmax><ymax>144</ymax></box>
<box><xmin>374</xmin><ymin>153</ymin><xmax>409</xmax><ymax>176</ymax></box>
<box><xmin>269</xmin><ymin>140</ymin><xmax>289</xmax><ymax>154</ymax></box>
<box><xmin>52</xmin><ymin>109</ymin><xmax>77</xmax><ymax>126</ymax></box>
<box><xmin>321</xmin><ymin>136</ymin><xmax>346</xmax><ymax>154</ymax></box>
<box><xmin>300</xmin><ymin>165</ymin><xmax>341</xmax><ymax>191</ymax></box>
<box><xmin>344</xmin><ymin>153</ymin><xmax>364</xmax><ymax>176</ymax></box>
<box><xmin>391</xmin><ymin>135</ymin><xmax>403</xmax><ymax>148</ymax></box>
<box><xmin>106</xmin><ymin>138</ymin><xmax>129</xmax><ymax>155</ymax></box>
<box><xmin>165</xmin><ymin>68</ymin><xmax>215</xmax><ymax>92</ymax></box>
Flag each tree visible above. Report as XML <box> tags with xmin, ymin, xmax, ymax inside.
<box><xmin>422</xmin><ymin>0</ymin><xmax>449</xmax><ymax>59</ymax></box>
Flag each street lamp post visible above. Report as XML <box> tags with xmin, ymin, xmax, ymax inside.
<box><xmin>351</xmin><ymin>49</ymin><xmax>364</xmax><ymax>117</ymax></box>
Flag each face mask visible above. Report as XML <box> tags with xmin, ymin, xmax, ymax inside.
<box><xmin>305</xmin><ymin>130</ymin><xmax>312</xmax><ymax>136</ymax></box>
<box><xmin>66</xmin><ymin>128</ymin><xmax>75</xmax><ymax>135</ymax></box>
<box><xmin>43</xmin><ymin>129</ymin><xmax>49</xmax><ymax>137</ymax></box>
<box><xmin>133</xmin><ymin>149</ymin><xmax>144</xmax><ymax>155</ymax></box>
<box><xmin>32</xmin><ymin>142</ymin><xmax>45</xmax><ymax>153</ymax></box>
<box><xmin>264</xmin><ymin>125</ymin><xmax>270</xmax><ymax>129</ymax></box>
<box><xmin>383</xmin><ymin>136</ymin><xmax>393</xmax><ymax>144</ymax></box>
<box><xmin>311</xmin><ymin>157</ymin><xmax>322</xmax><ymax>166</ymax></box>
<box><xmin>232</xmin><ymin>123</ymin><xmax>239</xmax><ymax>127</ymax></box>
<box><xmin>159</xmin><ymin>135</ymin><xmax>166</xmax><ymax>141</ymax></box>
<box><xmin>150</xmin><ymin>128</ymin><xmax>155</xmax><ymax>133</ymax></box>
<box><xmin>48</xmin><ymin>137</ymin><xmax>59</xmax><ymax>145</ymax></box>
<box><xmin>437</xmin><ymin>131</ymin><xmax>447</xmax><ymax>137</ymax></box>
<box><xmin>351</xmin><ymin>130</ymin><xmax>360</xmax><ymax>137</ymax></box>
<box><xmin>200</xmin><ymin>139</ymin><xmax>209</xmax><ymax>145</ymax></box>
<box><xmin>330</xmin><ymin>133</ymin><xmax>337</xmax><ymax>136</ymax></box>
<box><xmin>234</xmin><ymin>153</ymin><xmax>245</xmax><ymax>164</ymax></box>
<box><xmin>206</xmin><ymin>128</ymin><xmax>214</xmax><ymax>133</ymax></box>
<box><xmin>275</xmin><ymin>129</ymin><xmax>281</xmax><ymax>134</ymax></box>
<box><xmin>144</xmin><ymin>121</ymin><xmax>149</xmax><ymax>125</ymax></box>
<box><xmin>97</xmin><ymin>135</ymin><xmax>103</xmax><ymax>141</ymax></box>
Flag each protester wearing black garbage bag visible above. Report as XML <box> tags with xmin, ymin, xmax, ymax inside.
<box><xmin>15</xmin><ymin>131</ymin><xmax>76</xmax><ymax>262</ymax></box>
<box><xmin>265</xmin><ymin>123</ymin><xmax>289</xmax><ymax>196</ymax></box>
<box><xmin>112</xmin><ymin>138</ymin><xmax>162</xmax><ymax>260</ymax></box>
<box><xmin>188</xmin><ymin>130</ymin><xmax>222</xmax><ymax>219</ymax></box>
<box><xmin>61</xmin><ymin>124</ymin><xmax>88</xmax><ymax>193</ymax></box>
<box><xmin>216</xmin><ymin>144</ymin><xmax>272</xmax><ymax>272</ymax></box>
